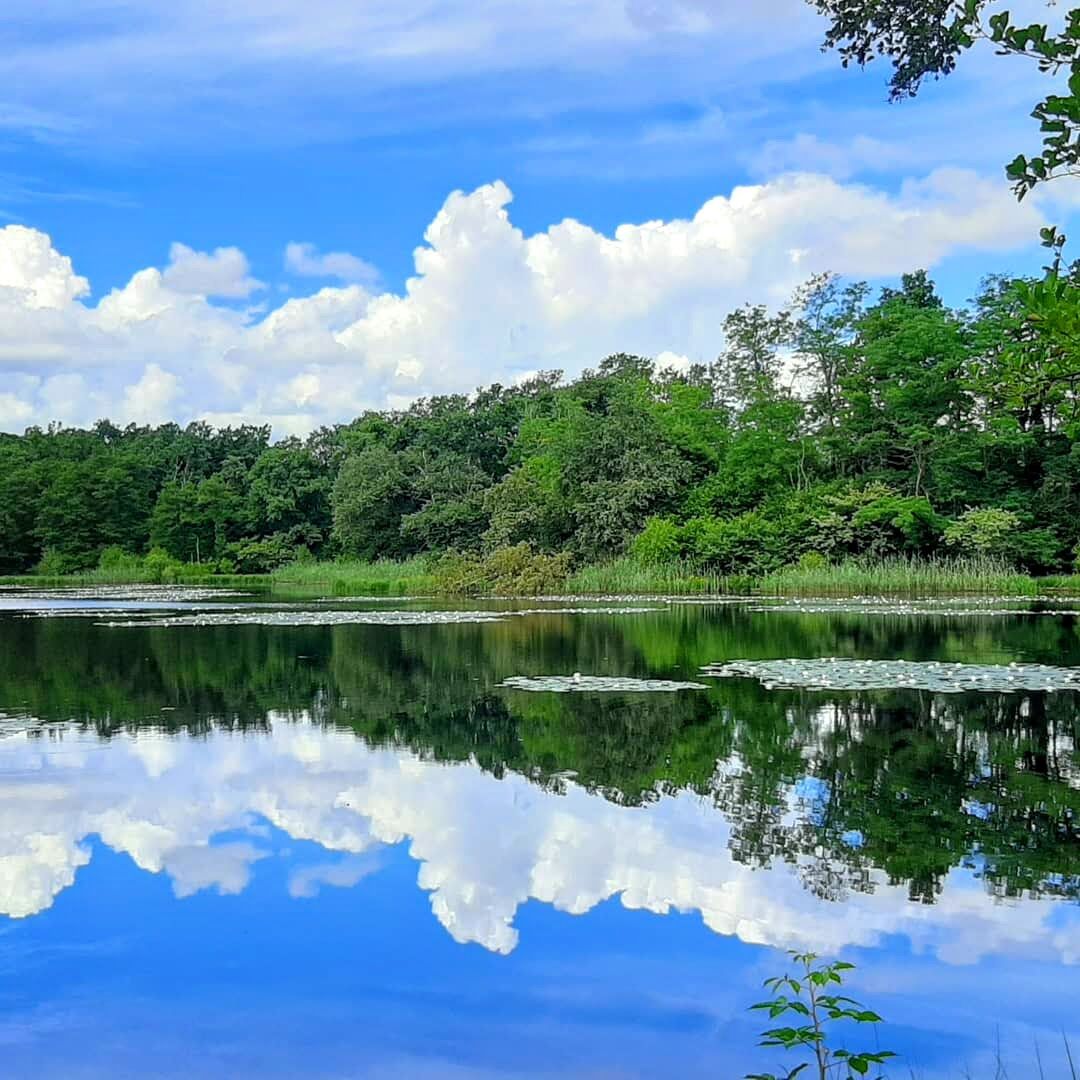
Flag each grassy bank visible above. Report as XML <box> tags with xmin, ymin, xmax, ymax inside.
<box><xmin>568</xmin><ymin>554</ymin><xmax>1053</xmax><ymax>597</ymax></box>
<box><xmin>564</xmin><ymin>558</ymin><xmax>728</xmax><ymax>595</ymax></box>
<box><xmin>0</xmin><ymin>570</ymin><xmax>272</xmax><ymax>589</ymax></box>
<box><xmin>271</xmin><ymin>557</ymin><xmax>437</xmax><ymax>596</ymax></box>
<box><xmin>6</xmin><ymin>554</ymin><xmax>1079</xmax><ymax>598</ymax></box>
<box><xmin>753</xmin><ymin>555</ymin><xmax>1045</xmax><ymax>597</ymax></box>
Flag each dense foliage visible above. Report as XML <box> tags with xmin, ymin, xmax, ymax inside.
<box><xmin>2</xmin><ymin>267</ymin><xmax>1080</xmax><ymax>578</ymax></box>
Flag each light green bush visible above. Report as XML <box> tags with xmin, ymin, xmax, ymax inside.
<box><xmin>631</xmin><ymin>517</ymin><xmax>682</xmax><ymax>563</ymax></box>
<box><xmin>433</xmin><ymin>543</ymin><xmax>571</xmax><ymax>595</ymax></box>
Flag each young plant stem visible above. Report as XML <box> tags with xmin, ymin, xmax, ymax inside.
<box><xmin>804</xmin><ymin>961</ymin><xmax>829</xmax><ymax>1080</ymax></box>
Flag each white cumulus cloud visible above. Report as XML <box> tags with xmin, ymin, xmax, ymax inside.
<box><xmin>284</xmin><ymin>242</ymin><xmax>380</xmax><ymax>286</ymax></box>
<box><xmin>161</xmin><ymin>242</ymin><xmax>263</xmax><ymax>299</ymax></box>
<box><xmin>122</xmin><ymin>363</ymin><xmax>182</xmax><ymax>425</ymax></box>
<box><xmin>0</xmin><ymin>171</ymin><xmax>1047</xmax><ymax>434</ymax></box>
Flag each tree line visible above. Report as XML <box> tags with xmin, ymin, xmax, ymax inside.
<box><xmin>1</xmin><ymin>266</ymin><xmax>1079</xmax><ymax>577</ymax></box>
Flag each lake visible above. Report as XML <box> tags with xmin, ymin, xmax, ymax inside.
<box><xmin>0</xmin><ymin>586</ymin><xmax>1078</xmax><ymax>1078</ymax></box>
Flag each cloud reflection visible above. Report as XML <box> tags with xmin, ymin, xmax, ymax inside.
<box><xmin>0</xmin><ymin>718</ymin><xmax>1076</xmax><ymax>965</ymax></box>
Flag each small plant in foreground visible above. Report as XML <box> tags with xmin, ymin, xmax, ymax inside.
<box><xmin>746</xmin><ymin>952</ymin><xmax>895</xmax><ymax>1080</ymax></box>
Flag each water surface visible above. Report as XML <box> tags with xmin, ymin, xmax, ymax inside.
<box><xmin>0</xmin><ymin>588</ymin><xmax>1078</xmax><ymax>1077</ymax></box>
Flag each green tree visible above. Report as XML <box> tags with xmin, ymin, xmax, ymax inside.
<box><xmin>245</xmin><ymin>444</ymin><xmax>331</xmax><ymax>544</ymax></box>
<box><xmin>331</xmin><ymin>446</ymin><xmax>416</xmax><ymax>559</ymax></box>
<box><xmin>400</xmin><ymin>452</ymin><xmax>492</xmax><ymax>552</ymax></box>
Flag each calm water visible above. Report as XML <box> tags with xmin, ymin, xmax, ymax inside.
<box><xmin>0</xmin><ymin>587</ymin><xmax>1078</xmax><ymax>1078</ymax></box>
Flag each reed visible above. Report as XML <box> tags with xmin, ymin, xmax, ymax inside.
<box><xmin>564</xmin><ymin>557</ymin><xmax>727</xmax><ymax>596</ymax></box>
<box><xmin>754</xmin><ymin>555</ymin><xmax>1040</xmax><ymax>597</ymax></box>
<box><xmin>271</xmin><ymin>557</ymin><xmax>437</xmax><ymax>596</ymax></box>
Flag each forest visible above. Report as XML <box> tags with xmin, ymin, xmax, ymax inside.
<box><xmin>2</xmin><ymin>267</ymin><xmax>1080</xmax><ymax>584</ymax></box>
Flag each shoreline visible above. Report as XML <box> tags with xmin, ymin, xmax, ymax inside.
<box><xmin>4</xmin><ymin>556</ymin><xmax>1080</xmax><ymax>599</ymax></box>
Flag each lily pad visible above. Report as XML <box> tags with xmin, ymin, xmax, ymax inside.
<box><xmin>499</xmin><ymin>675</ymin><xmax>707</xmax><ymax>693</ymax></box>
<box><xmin>702</xmin><ymin>657</ymin><xmax>1080</xmax><ymax>693</ymax></box>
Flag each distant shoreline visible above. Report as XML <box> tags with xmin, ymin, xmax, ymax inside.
<box><xmin>4</xmin><ymin>554</ymin><xmax>1079</xmax><ymax>599</ymax></box>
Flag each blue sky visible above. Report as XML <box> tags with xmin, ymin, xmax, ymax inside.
<box><xmin>0</xmin><ymin>0</ymin><xmax>1075</xmax><ymax>434</ymax></box>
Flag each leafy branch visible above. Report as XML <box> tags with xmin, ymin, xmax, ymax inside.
<box><xmin>812</xmin><ymin>0</ymin><xmax>1080</xmax><ymax>198</ymax></box>
<box><xmin>746</xmin><ymin>953</ymin><xmax>895</xmax><ymax>1080</ymax></box>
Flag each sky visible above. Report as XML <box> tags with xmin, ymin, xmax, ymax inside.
<box><xmin>0</xmin><ymin>0</ymin><xmax>1076</xmax><ymax>436</ymax></box>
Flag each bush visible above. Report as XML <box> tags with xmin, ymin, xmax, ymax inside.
<box><xmin>143</xmin><ymin>547</ymin><xmax>185</xmax><ymax>584</ymax></box>
<box><xmin>631</xmin><ymin>517</ymin><xmax>682</xmax><ymax>563</ymax></box>
<box><xmin>945</xmin><ymin>508</ymin><xmax>1061</xmax><ymax>571</ymax></box>
<box><xmin>680</xmin><ymin>512</ymin><xmax>797</xmax><ymax>575</ymax></box>
<box><xmin>1009</xmin><ymin>526</ymin><xmax>1062</xmax><ymax>573</ymax></box>
<box><xmin>226</xmin><ymin>534</ymin><xmax>306</xmax><ymax>574</ymax></box>
<box><xmin>433</xmin><ymin>543</ymin><xmax>572</xmax><ymax>595</ymax></box>
<box><xmin>809</xmin><ymin>483</ymin><xmax>944</xmax><ymax>559</ymax></box>
<box><xmin>97</xmin><ymin>545</ymin><xmax>142</xmax><ymax>572</ymax></box>
<box><xmin>794</xmin><ymin>550</ymin><xmax>829</xmax><ymax>571</ymax></box>
<box><xmin>33</xmin><ymin>548</ymin><xmax>68</xmax><ymax>576</ymax></box>
<box><xmin>944</xmin><ymin>507</ymin><xmax>1020</xmax><ymax>557</ymax></box>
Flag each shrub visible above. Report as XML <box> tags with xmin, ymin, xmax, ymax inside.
<box><xmin>631</xmin><ymin>517</ymin><xmax>682</xmax><ymax>563</ymax></box>
<box><xmin>945</xmin><ymin>508</ymin><xmax>1061</xmax><ymax>571</ymax></box>
<box><xmin>143</xmin><ymin>547</ymin><xmax>185</xmax><ymax>584</ymax></box>
<box><xmin>810</xmin><ymin>483</ymin><xmax>944</xmax><ymax>559</ymax></box>
<box><xmin>97</xmin><ymin>545</ymin><xmax>142</xmax><ymax>572</ymax></box>
<box><xmin>944</xmin><ymin>507</ymin><xmax>1020</xmax><ymax>557</ymax></box>
<box><xmin>226</xmin><ymin>534</ymin><xmax>305</xmax><ymax>574</ymax></box>
<box><xmin>794</xmin><ymin>550</ymin><xmax>829</xmax><ymax>571</ymax></box>
<box><xmin>681</xmin><ymin>512</ymin><xmax>796</xmax><ymax>575</ymax></box>
<box><xmin>1010</xmin><ymin>526</ymin><xmax>1062</xmax><ymax>573</ymax></box>
<box><xmin>433</xmin><ymin>543</ymin><xmax>571</xmax><ymax>595</ymax></box>
<box><xmin>33</xmin><ymin>549</ymin><xmax>68</xmax><ymax>576</ymax></box>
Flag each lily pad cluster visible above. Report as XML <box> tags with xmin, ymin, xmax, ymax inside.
<box><xmin>100</xmin><ymin>609</ymin><xmax>513</xmax><ymax>628</ymax></box>
<box><xmin>748</xmin><ymin>597</ymin><xmax>1080</xmax><ymax>618</ymax></box>
<box><xmin>702</xmin><ymin>657</ymin><xmax>1080</xmax><ymax>693</ymax></box>
<box><xmin>95</xmin><ymin>603</ymin><xmax>663</xmax><ymax>628</ymax></box>
<box><xmin>5</xmin><ymin>585</ymin><xmax>253</xmax><ymax>602</ymax></box>
<box><xmin>499</xmin><ymin>675</ymin><xmax>707</xmax><ymax>693</ymax></box>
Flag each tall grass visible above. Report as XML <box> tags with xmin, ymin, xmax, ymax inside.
<box><xmin>271</xmin><ymin>557</ymin><xmax>437</xmax><ymax>596</ymax></box>
<box><xmin>565</xmin><ymin>557</ymin><xmax>727</xmax><ymax>596</ymax></box>
<box><xmin>3</xmin><ymin>554</ymin><xmax>1065</xmax><ymax>599</ymax></box>
<box><xmin>565</xmin><ymin>555</ymin><xmax>1044</xmax><ymax>597</ymax></box>
<box><xmin>0</xmin><ymin>569</ymin><xmax>269</xmax><ymax>588</ymax></box>
<box><xmin>1036</xmin><ymin>573</ymin><xmax>1080</xmax><ymax>593</ymax></box>
<box><xmin>755</xmin><ymin>555</ymin><xmax>1040</xmax><ymax>597</ymax></box>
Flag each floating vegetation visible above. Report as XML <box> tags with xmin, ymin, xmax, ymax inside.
<box><xmin>507</xmin><ymin>606</ymin><xmax>664</xmax><ymax>616</ymax></box>
<box><xmin>0</xmin><ymin>585</ymin><xmax>252</xmax><ymax>603</ymax></box>
<box><xmin>499</xmin><ymin>675</ymin><xmax>707</xmax><ymax>693</ymax></box>
<box><xmin>98</xmin><ymin>609</ymin><xmax>513</xmax><ymax>628</ymax></box>
<box><xmin>746</xmin><ymin>596</ymin><xmax>1080</xmax><ymax>618</ymax></box>
<box><xmin>667</xmin><ymin>596</ymin><xmax>759</xmax><ymax>606</ymax></box>
<box><xmin>511</xmin><ymin>593</ymin><xmax>756</xmax><ymax>604</ymax></box>
<box><xmin>703</xmin><ymin>657</ymin><xmax>1080</xmax><ymax>693</ymax></box>
<box><xmin>97</xmin><ymin>603</ymin><xmax>668</xmax><ymax>628</ymax></box>
<box><xmin>311</xmin><ymin>596</ymin><xmax>427</xmax><ymax>604</ymax></box>
<box><xmin>488</xmin><ymin>593</ymin><xmax>677</xmax><ymax>603</ymax></box>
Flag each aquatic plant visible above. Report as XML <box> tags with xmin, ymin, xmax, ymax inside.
<box><xmin>705</xmin><ymin>658</ymin><xmax>1080</xmax><ymax>694</ymax></box>
<box><xmin>566</xmin><ymin>557</ymin><xmax>726</xmax><ymax>596</ymax></box>
<box><xmin>747</xmin><ymin>953</ymin><xmax>894</xmax><ymax>1080</ymax></box>
<box><xmin>498</xmin><ymin>675</ymin><xmax>707</xmax><ymax>693</ymax></box>
<box><xmin>754</xmin><ymin>556</ymin><xmax>1039</xmax><ymax>598</ymax></box>
<box><xmin>272</xmin><ymin>556</ymin><xmax>437</xmax><ymax>596</ymax></box>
